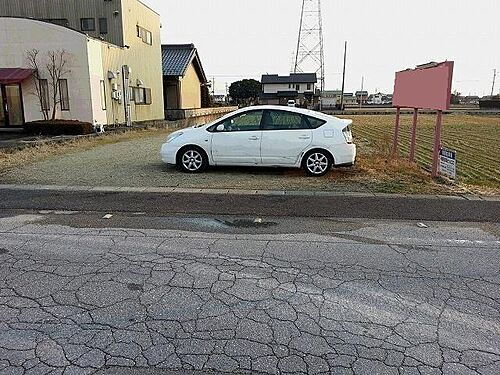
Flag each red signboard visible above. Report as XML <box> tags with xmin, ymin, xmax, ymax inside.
<box><xmin>393</xmin><ymin>61</ymin><xmax>454</xmax><ymax>111</ymax></box>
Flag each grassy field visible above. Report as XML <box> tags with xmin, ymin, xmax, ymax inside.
<box><xmin>344</xmin><ymin>114</ymin><xmax>500</xmax><ymax>190</ymax></box>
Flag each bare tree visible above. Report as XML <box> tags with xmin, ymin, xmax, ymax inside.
<box><xmin>46</xmin><ymin>50</ymin><xmax>70</xmax><ymax>120</ymax></box>
<box><xmin>26</xmin><ymin>49</ymin><xmax>49</xmax><ymax>120</ymax></box>
<box><xmin>26</xmin><ymin>49</ymin><xmax>70</xmax><ymax>121</ymax></box>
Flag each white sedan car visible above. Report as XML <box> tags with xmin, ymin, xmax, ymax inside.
<box><xmin>160</xmin><ymin>105</ymin><xmax>356</xmax><ymax>176</ymax></box>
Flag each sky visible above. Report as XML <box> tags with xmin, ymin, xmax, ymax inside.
<box><xmin>143</xmin><ymin>0</ymin><xmax>500</xmax><ymax>96</ymax></box>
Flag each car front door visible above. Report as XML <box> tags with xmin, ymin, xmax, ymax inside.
<box><xmin>260</xmin><ymin>109</ymin><xmax>312</xmax><ymax>166</ymax></box>
<box><xmin>210</xmin><ymin>110</ymin><xmax>263</xmax><ymax>165</ymax></box>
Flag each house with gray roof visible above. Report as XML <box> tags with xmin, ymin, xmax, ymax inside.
<box><xmin>260</xmin><ymin>73</ymin><xmax>318</xmax><ymax>108</ymax></box>
<box><xmin>161</xmin><ymin>44</ymin><xmax>207</xmax><ymax>111</ymax></box>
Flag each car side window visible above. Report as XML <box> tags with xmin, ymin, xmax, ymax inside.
<box><xmin>217</xmin><ymin>110</ymin><xmax>263</xmax><ymax>132</ymax></box>
<box><xmin>262</xmin><ymin>110</ymin><xmax>309</xmax><ymax>130</ymax></box>
<box><xmin>306</xmin><ymin>116</ymin><xmax>327</xmax><ymax>129</ymax></box>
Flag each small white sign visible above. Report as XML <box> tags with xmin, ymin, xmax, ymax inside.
<box><xmin>439</xmin><ymin>148</ymin><xmax>457</xmax><ymax>179</ymax></box>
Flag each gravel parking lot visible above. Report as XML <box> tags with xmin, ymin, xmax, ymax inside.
<box><xmin>0</xmin><ymin>132</ymin><xmax>371</xmax><ymax>192</ymax></box>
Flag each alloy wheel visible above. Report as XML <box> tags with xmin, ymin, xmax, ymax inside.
<box><xmin>181</xmin><ymin>150</ymin><xmax>203</xmax><ymax>172</ymax></box>
<box><xmin>306</xmin><ymin>152</ymin><xmax>329</xmax><ymax>175</ymax></box>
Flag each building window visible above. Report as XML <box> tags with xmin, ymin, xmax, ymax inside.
<box><xmin>99</xmin><ymin>18</ymin><xmax>108</xmax><ymax>34</ymax></box>
<box><xmin>59</xmin><ymin>79</ymin><xmax>70</xmax><ymax>111</ymax></box>
<box><xmin>136</xmin><ymin>25</ymin><xmax>152</xmax><ymax>45</ymax></box>
<box><xmin>81</xmin><ymin>18</ymin><xmax>95</xmax><ymax>31</ymax></box>
<box><xmin>100</xmin><ymin>80</ymin><xmax>107</xmax><ymax>110</ymax></box>
<box><xmin>43</xmin><ymin>19</ymin><xmax>69</xmax><ymax>27</ymax></box>
<box><xmin>40</xmin><ymin>79</ymin><xmax>50</xmax><ymax>111</ymax></box>
<box><xmin>133</xmin><ymin>87</ymin><xmax>152</xmax><ymax>105</ymax></box>
<box><xmin>307</xmin><ymin>83</ymin><xmax>311</xmax><ymax>91</ymax></box>
<box><xmin>295</xmin><ymin>84</ymin><xmax>300</xmax><ymax>91</ymax></box>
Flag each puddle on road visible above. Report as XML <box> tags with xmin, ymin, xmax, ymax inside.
<box><xmin>220</xmin><ymin>219</ymin><xmax>278</xmax><ymax>229</ymax></box>
<box><xmin>178</xmin><ymin>217</ymin><xmax>278</xmax><ymax>230</ymax></box>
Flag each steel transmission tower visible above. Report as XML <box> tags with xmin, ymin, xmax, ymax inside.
<box><xmin>294</xmin><ymin>0</ymin><xmax>325</xmax><ymax>92</ymax></box>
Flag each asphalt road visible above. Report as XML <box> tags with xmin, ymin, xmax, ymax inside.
<box><xmin>0</xmin><ymin>210</ymin><xmax>499</xmax><ymax>374</ymax></box>
<box><xmin>0</xmin><ymin>188</ymin><xmax>499</xmax><ymax>222</ymax></box>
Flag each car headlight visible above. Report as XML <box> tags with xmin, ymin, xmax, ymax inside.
<box><xmin>166</xmin><ymin>132</ymin><xmax>183</xmax><ymax>143</ymax></box>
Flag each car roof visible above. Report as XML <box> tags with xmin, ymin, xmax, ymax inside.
<box><xmin>234</xmin><ymin>105</ymin><xmax>332</xmax><ymax>121</ymax></box>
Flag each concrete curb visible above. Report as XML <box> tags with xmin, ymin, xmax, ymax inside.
<box><xmin>0</xmin><ymin>184</ymin><xmax>498</xmax><ymax>201</ymax></box>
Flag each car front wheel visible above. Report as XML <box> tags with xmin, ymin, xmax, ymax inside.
<box><xmin>177</xmin><ymin>147</ymin><xmax>208</xmax><ymax>173</ymax></box>
<box><xmin>303</xmin><ymin>150</ymin><xmax>332</xmax><ymax>177</ymax></box>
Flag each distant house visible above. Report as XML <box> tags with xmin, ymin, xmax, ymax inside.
<box><xmin>479</xmin><ymin>95</ymin><xmax>500</xmax><ymax>109</ymax></box>
<box><xmin>260</xmin><ymin>73</ymin><xmax>317</xmax><ymax>107</ymax></box>
<box><xmin>161</xmin><ymin>44</ymin><xmax>208</xmax><ymax>110</ymax></box>
<box><xmin>320</xmin><ymin>90</ymin><xmax>342</xmax><ymax>108</ymax></box>
<box><xmin>367</xmin><ymin>93</ymin><xmax>390</xmax><ymax>105</ymax></box>
<box><xmin>462</xmin><ymin>96</ymin><xmax>480</xmax><ymax>105</ymax></box>
<box><xmin>212</xmin><ymin>94</ymin><xmax>226</xmax><ymax>105</ymax></box>
<box><xmin>343</xmin><ymin>93</ymin><xmax>358</xmax><ymax>106</ymax></box>
<box><xmin>355</xmin><ymin>91</ymin><xmax>369</xmax><ymax>105</ymax></box>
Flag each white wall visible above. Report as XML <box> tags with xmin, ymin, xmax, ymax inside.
<box><xmin>0</xmin><ymin>18</ymin><xmax>96</xmax><ymax>123</ymax></box>
<box><xmin>263</xmin><ymin>83</ymin><xmax>316</xmax><ymax>94</ymax></box>
<box><xmin>87</xmin><ymin>39</ymin><xmax>107</xmax><ymax>125</ymax></box>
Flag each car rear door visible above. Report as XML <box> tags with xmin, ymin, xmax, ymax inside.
<box><xmin>260</xmin><ymin>109</ymin><xmax>312</xmax><ymax>166</ymax></box>
<box><xmin>210</xmin><ymin>110</ymin><xmax>263</xmax><ymax>165</ymax></box>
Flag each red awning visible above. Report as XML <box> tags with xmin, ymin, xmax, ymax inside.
<box><xmin>0</xmin><ymin>68</ymin><xmax>35</xmax><ymax>84</ymax></box>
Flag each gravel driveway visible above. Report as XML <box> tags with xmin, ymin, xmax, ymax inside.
<box><xmin>1</xmin><ymin>133</ymin><xmax>367</xmax><ymax>192</ymax></box>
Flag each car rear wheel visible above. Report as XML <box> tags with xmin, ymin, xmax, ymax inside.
<box><xmin>303</xmin><ymin>150</ymin><xmax>332</xmax><ymax>177</ymax></box>
<box><xmin>177</xmin><ymin>147</ymin><xmax>208</xmax><ymax>173</ymax></box>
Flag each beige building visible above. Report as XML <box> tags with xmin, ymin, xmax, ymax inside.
<box><xmin>0</xmin><ymin>0</ymin><xmax>163</xmax><ymax>127</ymax></box>
<box><xmin>162</xmin><ymin>44</ymin><xmax>208</xmax><ymax>111</ymax></box>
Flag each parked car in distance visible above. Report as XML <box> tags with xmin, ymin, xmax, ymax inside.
<box><xmin>160</xmin><ymin>105</ymin><xmax>356</xmax><ymax>176</ymax></box>
<box><xmin>287</xmin><ymin>99</ymin><xmax>297</xmax><ymax>107</ymax></box>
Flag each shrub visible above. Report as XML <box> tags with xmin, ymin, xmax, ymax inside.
<box><xmin>24</xmin><ymin>120</ymin><xmax>94</xmax><ymax>136</ymax></box>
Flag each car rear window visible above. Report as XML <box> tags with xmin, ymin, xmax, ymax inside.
<box><xmin>306</xmin><ymin>116</ymin><xmax>326</xmax><ymax>129</ymax></box>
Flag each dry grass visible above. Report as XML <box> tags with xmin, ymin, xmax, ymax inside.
<box><xmin>341</xmin><ymin>114</ymin><xmax>500</xmax><ymax>194</ymax></box>
<box><xmin>1</xmin><ymin>114</ymin><xmax>498</xmax><ymax>196</ymax></box>
<box><xmin>0</xmin><ymin>127</ymin><xmax>172</xmax><ymax>175</ymax></box>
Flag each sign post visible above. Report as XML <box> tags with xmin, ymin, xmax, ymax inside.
<box><xmin>431</xmin><ymin>110</ymin><xmax>444</xmax><ymax>177</ymax></box>
<box><xmin>392</xmin><ymin>61</ymin><xmax>454</xmax><ymax>176</ymax></box>
<box><xmin>409</xmin><ymin>108</ymin><xmax>419</xmax><ymax>162</ymax></box>
<box><xmin>392</xmin><ymin>107</ymin><xmax>401</xmax><ymax>156</ymax></box>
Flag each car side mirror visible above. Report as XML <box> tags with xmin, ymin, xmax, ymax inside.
<box><xmin>216</xmin><ymin>124</ymin><xmax>225</xmax><ymax>132</ymax></box>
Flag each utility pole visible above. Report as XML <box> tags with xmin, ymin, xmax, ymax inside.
<box><xmin>225</xmin><ymin>82</ymin><xmax>229</xmax><ymax>104</ymax></box>
<box><xmin>212</xmin><ymin>77</ymin><xmax>215</xmax><ymax>97</ymax></box>
<box><xmin>359</xmin><ymin>76</ymin><xmax>364</xmax><ymax>109</ymax></box>
<box><xmin>491</xmin><ymin>69</ymin><xmax>497</xmax><ymax>97</ymax></box>
<box><xmin>340</xmin><ymin>41</ymin><xmax>347</xmax><ymax>111</ymax></box>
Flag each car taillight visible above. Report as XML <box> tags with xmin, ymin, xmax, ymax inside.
<box><xmin>342</xmin><ymin>126</ymin><xmax>353</xmax><ymax>144</ymax></box>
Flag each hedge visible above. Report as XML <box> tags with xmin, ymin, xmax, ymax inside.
<box><xmin>24</xmin><ymin>120</ymin><xmax>94</xmax><ymax>136</ymax></box>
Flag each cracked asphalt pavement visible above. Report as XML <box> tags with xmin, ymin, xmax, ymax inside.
<box><xmin>0</xmin><ymin>212</ymin><xmax>499</xmax><ymax>374</ymax></box>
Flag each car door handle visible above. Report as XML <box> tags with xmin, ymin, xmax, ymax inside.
<box><xmin>248</xmin><ymin>136</ymin><xmax>260</xmax><ymax>140</ymax></box>
<box><xmin>298</xmin><ymin>135</ymin><xmax>311</xmax><ymax>139</ymax></box>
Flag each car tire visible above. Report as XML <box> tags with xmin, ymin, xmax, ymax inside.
<box><xmin>302</xmin><ymin>150</ymin><xmax>333</xmax><ymax>177</ymax></box>
<box><xmin>177</xmin><ymin>146</ymin><xmax>208</xmax><ymax>173</ymax></box>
